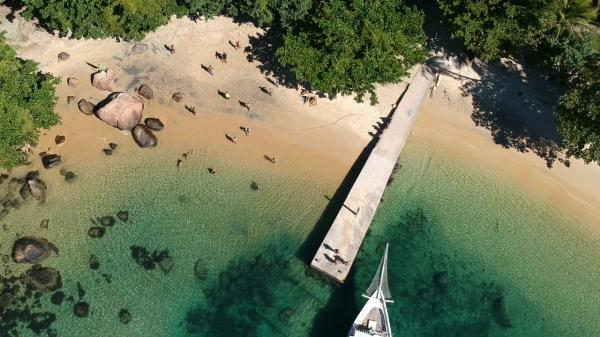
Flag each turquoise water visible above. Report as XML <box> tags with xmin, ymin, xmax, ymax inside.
<box><xmin>1</xmin><ymin>137</ymin><xmax>599</xmax><ymax>337</ymax></box>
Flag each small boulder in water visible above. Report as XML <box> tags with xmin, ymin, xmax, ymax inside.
<box><xmin>73</xmin><ymin>301</ymin><xmax>89</xmax><ymax>318</ymax></box>
<box><xmin>12</xmin><ymin>236</ymin><xmax>57</xmax><ymax>264</ymax></box>
<box><xmin>64</xmin><ymin>171</ymin><xmax>77</xmax><ymax>182</ymax></box>
<box><xmin>102</xmin><ymin>148</ymin><xmax>113</xmax><ymax>156</ymax></box>
<box><xmin>78</xmin><ymin>99</ymin><xmax>95</xmax><ymax>115</ymax></box>
<box><xmin>42</xmin><ymin>154</ymin><xmax>61</xmax><ymax>169</ymax></box>
<box><xmin>28</xmin><ymin>178</ymin><xmax>48</xmax><ymax>202</ymax></box>
<box><xmin>132</xmin><ymin>125</ymin><xmax>157</xmax><ymax>148</ymax></box>
<box><xmin>109</xmin><ymin>143</ymin><xmax>118</xmax><ymax>150</ymax></box>
<box><xmin>137</xmin><ymin>84</ymin><xmax>153</xmax><ymax>99</ymax></box>
<box><xmin>144</xmin><ymin>118</ymin><xmax>164</xmax><ymax>131</ymax></box>
<box><xmin>24</xmin><ymin>266</ymin><xmax>62</xmax><ymax>291</ymax></box>
<box><xmin>67</xmin><ymin>96</ymin><xmax>76</xmax><ymax>105</ymax></box>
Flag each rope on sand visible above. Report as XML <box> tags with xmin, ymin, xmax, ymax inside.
<box><xmin>294</xmin><ymin>113</ymin><xmax>364</xmax><ymax>131</ymax></box>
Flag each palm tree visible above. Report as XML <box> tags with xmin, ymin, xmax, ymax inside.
<box><xmin>556</xmin><ymin>0</ymin><xmax>599</xmax><ymax>38</ymax></box>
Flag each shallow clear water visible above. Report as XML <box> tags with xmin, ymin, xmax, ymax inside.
<box><xmin>1</xmin><ymin>137</ymin><xmax>599</xmax><ymax>337</ymax></box>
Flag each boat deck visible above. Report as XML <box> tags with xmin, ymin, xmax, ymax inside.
<box><xmin>310</xmin><ymin>67</ymin><xmax>434</xmax><ymax>282</ymax></box>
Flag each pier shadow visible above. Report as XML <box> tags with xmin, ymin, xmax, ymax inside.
<box><xmin>308</xmin><ymin>270</ymin><xmax>359</xmax><ymax>337</ymax></box>
<box><xmin>296</xmin><ymin>82</ymin><xmax>410</xmax><ymax>265</ymax></box>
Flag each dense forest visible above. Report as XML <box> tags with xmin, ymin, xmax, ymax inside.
<box><xmin>0</xmin><ymin>34</ymin><xmax>59</xmax><ymax>168</ymax></box>
<box><xmin>2</xmin><ymin>0</ymin><xmax>600</xmax><ymax>165</ymax></box>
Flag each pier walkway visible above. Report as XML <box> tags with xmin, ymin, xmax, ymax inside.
<box><xmin>311</xmin><ymin>66</ymin><xmax>435</xmax><ymax>282</ymax></box>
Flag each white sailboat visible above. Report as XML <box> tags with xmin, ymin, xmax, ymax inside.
<box><xmin>347</xmin><ymin>243</ymin><xmax>393</xmax><ymax>337</ymax></box>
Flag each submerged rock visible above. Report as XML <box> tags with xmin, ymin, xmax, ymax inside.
<box><xmin>67</xmin><ymin>95</ymin><xmax>76</xmax><ymax>105</ymax></box>
<box><xmin>95</xmin><ymin>92</ymin><xmax>143</xmax><ymax>130</ymax></box>
<box><xmin>491</xmin><ymin>294</ymin><xmax>512</xmax><ymax>328</ymax></box>
<box><xmin>12</xmin><ymin>236</ymin><xmax>57</xmax><ymax>264</ymax></box>
<box><xmin>24</xmin><ymin>267</ymin><xmax>62</xmax><ymax>291</ymax></box>
<box><xmin>102</xmin><ymin>148</ymin><xmax>113</xmax><ymax>156</ymax></box>
<box><xmin>194</xmin><ymin>259</ymin><xmax>208</xmax><ymax>281</ymax></box>
<box><xmin>73</xmin><ymin>301</ymin><xmax>89</xmax><ymax>318</ymax></box>
<box><xmin>109</xmin><ymin>142</ymin><xmax>118</xmax><ymax>150</ymax></box>
<box><xmin>89</xmin><ymin>255</ymin><xmax>100</xmax><ymax>270</ymax></box>
<box><xmin>28</xmin><ymin>178</ymin><xmax>48</xmax><ymax>202</ymax></box>
<box><xmin>78</xmin><ymin>99</ymin><xmax>95</xmax><ymax>115</ymax></box>
<box><xmin>137</xmin><ymin>84</ymin><xmax>153</xmax><ymax>99</ymax></box>
<box><xmin>87</xmin><ymin>226</ymin><xmax>105</xmax><ymax>238</ymax></box>
<box><xmin>117</xmin><ymin>211</ymin><xmax>129</xmax><ymax>222</ymax></box>
<box><xmin>99</xmin><ymin>216</ymin><xmax>116</xmax><ymax>227</ymax></box>
<box><xmin>64</xmin><ymin>171</ymin><xmax>77</xmax><ymax>182</ymax></box>
<box><xmin>50</xmin><ymin>291</ymin><xmax>65</xmax><ymax>305</ymax></box>
<box><xmin>144</xmin><ymin>117</ymin><xmax>164</xmax><ymax>131</ymax></box>
<box><xmin>158</xmin><ymin>256</ymin><xmax>174</xmax><ymax>274</ymax></box>
<box><xmin>119</xmin><ymin>309</ymin><xmax>132</xmax><ymax>324</ymax></box>
<box><xmin>132</xmin><ymin>124</ymin><xmax>157</xmax><ymax>148</ymax></box>
<box><xmin>41</xmin><ymin>154</ymin><xmax>61</xmax><ymax>169</ymax></box>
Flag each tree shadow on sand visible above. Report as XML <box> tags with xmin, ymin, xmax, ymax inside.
<box><xmin>244</xmin><ymin>29</ymin><xmax>301</xmax><ymax>90</ymax></box>
<box><xmin>462</xmin><ymin>60</ymin><xmax>566</xmax><ymax>168</ymax></box>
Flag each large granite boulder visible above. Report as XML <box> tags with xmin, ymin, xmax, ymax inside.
<box><xmin>12</xmin><ymin>236</ymin><xmax>58</xmax><ymax>264</ymax></box>
<box><xmin>132</xmin><ymin>125</ymin><xmax>157</xmax><ymax>148</ymax></box>
<box><xmin>91</xmin><ymin>68</ymin><xmax>116</xmax><ymax>91</ymax></box>
<box><xmin>28</xmin><ymin>178</ymin><xmax>47</xmax><ymax>202</ymax></box>
<box><xmin>95</xmin><ymin>92</ymin><xmax>143</xmax><ymax>130</ymax></box>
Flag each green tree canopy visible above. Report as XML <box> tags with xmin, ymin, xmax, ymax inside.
<box><xmin>277</xmin><ymin>0</ymin><xmax>427</xmax><ymax>104</ymax></box>
<box><xmin>0</xmin><ymin>35</ymin><xmax>60</xmax><ymax>168</ymax></box>
<box><xmin>555</xmin><ymin>53</ymin><xmax>600</xmax><ymax>163</ymax></box>
<box><xmin>437</xmin><ymin>0</ymin><xmax>562</xmax><ymax>61</ymax></box>
<box><xmin>21</xmin><ymin>0</ymin><xmax>182</xmax><ymax>40</ymax></box>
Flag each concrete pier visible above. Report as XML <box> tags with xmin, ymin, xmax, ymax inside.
<box><xmin>311</xmin><ymin>66</ymin><xmax>435</xmax><ymax>282</ymax></box>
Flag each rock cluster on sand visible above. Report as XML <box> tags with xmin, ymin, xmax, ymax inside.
<box><xmin>144</xmin><ymin>118</ymin><xmax>164</xmax><ymax>131</ymax></box>
<box><xmin>57</xmin><ymin>52</ymin><xmax>70</xmax><ymax>61</ymax></box>
<box><xmin>67</xmin><ymin>77</ymin><xmax>79</xmax><ymax>87</ymax></box>
<box><xmin>78</xmin><ymin>99</ymin><xmax>95</xmax><ymax>115</ymax></box>
<box><xmin>137</xmin><ymin>84</ymin><xmax>153</xmax><ymax>99</ymax></box>
<box><xmin>91</xmin><ymin>68</ymin><xmax>116</xmax><ymax>91</ymax></box>
<box><xmin>132</xmin><ymin>125</ymin><xmax>157</xmax><ymax>148</ymax></box>
<box><xmin>131</xmin><ymin>44</ymin><xmax>148</xmax><ymax>55</ymax></box>
<box><xmin>95</xmin><ymin>92</ymin><xmax>143</xmax><ymax>130</ymax></box>
<box><xmin>12</xmin><ymin>236</ymin><xmax>58</xmax><ymax>264</ymax></box>
<box><xmin>41</xmin><ymin>154</ymin><xmax>61</xmax><ymax>169</ymax></box>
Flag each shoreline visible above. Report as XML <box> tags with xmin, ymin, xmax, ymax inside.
<box><xmin>414</xmin><ymin>72</ymin><xmax>600</xmax><ymax>232</ymax></box>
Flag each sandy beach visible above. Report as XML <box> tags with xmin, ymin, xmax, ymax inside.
<box><xmin>1</xmin><ymin>8</ymin><xmax>598</xmax><ymax>230</ymax></box>
<box><xmin>416</xmin><ymin>67</ymin><xmax>600</xmax><ymax>230</ymax></box>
